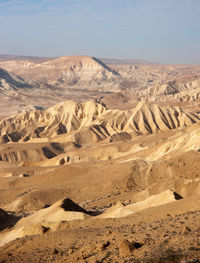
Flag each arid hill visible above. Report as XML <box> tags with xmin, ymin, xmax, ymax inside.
<box><xmin>101</xmin><ymin>58</ymin><xmax>158</xmax><ymax>65</ymax></box>
<box><xmin>0</xmin><ymin>56</ymin><xmax>122</xmax><ymax>117</ymax></box>
<box><xmin>0</xmin><ymin>54</ymin><xmax>54</xmax><ymax>62</ymax></box>
<box><xmin>0</xmin><ymin>56</ymin><xmax>200</xmax><ymax>262</ymax></box>
<box><xmin>0</xmin><ymin>56</ymin><xmax>119</xmax><ymax>88</ymax></box>
<box><xmin>0</xmin><ymin>68</ymin><xmax>33</xmax><ymax>91</ymax></box>
<box><xmin>0</xmin><ymin>100</ymin><xmax>199</xmax><ymax>146</ymax></box>
<box><xmin>1</xmin><ymin>55</ymin><xmax>200</xmax><ymax>118</ymax></box>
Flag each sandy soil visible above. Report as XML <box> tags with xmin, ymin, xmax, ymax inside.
<box><xmin>0</xmin><ymin>57</ymin><xmax>200</xmax><ymax>262</ymax></box>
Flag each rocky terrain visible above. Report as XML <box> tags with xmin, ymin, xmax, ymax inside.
<box><xmin>1</xmin><ymin>55</ymin><xmax>200</xmax><ymax>116</ymax></box>
<box><xmin>0</xmin><ymin>56</ymin><xmax>120</xmax><ymax>117</ymax></box>
<box><xmin>0</xmin><ymin>56</ymin><xmax>200</xmax><ymax>262</ymax></box>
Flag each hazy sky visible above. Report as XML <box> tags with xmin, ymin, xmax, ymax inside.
<box><xmin>0</xmin><ymin>0</ymin><xmax>200</xmax><ymax>64</ymax></box>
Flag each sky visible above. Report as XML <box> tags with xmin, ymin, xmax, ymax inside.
<box><xmin>0</xmin><ymin>0</ymin><xmax>200</xmax><ymax>64</ymax></box>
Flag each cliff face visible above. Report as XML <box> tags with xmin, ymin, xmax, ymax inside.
<box><xmin>0</xmin><ymin>56</ymin><xmax>120</xmax><ymax>86</ymax></box>
<box><xmin>0</xmin><ymin>56</ymin><xmax>121</xmax><ymax>117</ymax></box>
<box><xmin>0</xmin><ymin>68</ymin><xmax>33</xmax><ymax>91</ymax></box>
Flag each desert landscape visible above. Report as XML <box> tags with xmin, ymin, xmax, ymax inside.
<box><xmin>0</xmin><ymin>54</ymin><xmax>199</xmax><ymax>262</ymax></box>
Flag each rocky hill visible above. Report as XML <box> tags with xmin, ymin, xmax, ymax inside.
<box><xmin>0</xmin><ymin>96</ymin><xmax>200</xmax><ymax>262</ymax></box>
<box><xmin>0</xmin><ymin>56</ymin><xmax>120</xmax><ymax>88</ymax></box>
<box><xmin>0</xmin><ymin>68</ymin><xmax>33</xmax><ymax>91</ymax></box>
<box><xmin>0</xmin><ymin>100</ymin><xmax>199</xmax><ymax>145</ymax></box>
<box><xmin>141</xmin><ymin>75</ymin><xmax>200</xmax><ymax>102</ymax></box>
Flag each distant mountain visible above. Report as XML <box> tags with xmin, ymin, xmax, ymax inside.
<box><xmin>0</xmin><ymin>68</ymin><xmax>33</xmax><ymax>90</ymax></box>
<box><xmin>100</xmin><ymin>58</ymin><xmax>159</xmax><ymax>65</ymax></box>
<box><xmin>0</xmin><ymin>54</ymin><xmax>54</xmax><ymax>63</ymax></box>
<box><xmin>0</xmin><ymin>56</ymin><xmax>122</xmax><ymax>117</ymax></box>
<box><xmin>1</xmin><ymin>54</ymin><xmax>200</xmax><ymax>119</ymax></box>
<box><xmin>0</xmin><ymin>55</ymin><xmax>120</xmax><ymax>86</ymax></box>
<box><xmin>0</xmin><ymin>54</ymin><xmax>157</xmax><ymax>65</ymax></box>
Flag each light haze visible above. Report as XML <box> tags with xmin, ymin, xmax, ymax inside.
<box><xmin>0</xmin><ymin>0</ymin><xmax>200</xmax><ymax>64</ymax></box>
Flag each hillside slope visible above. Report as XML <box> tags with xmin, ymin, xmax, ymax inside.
<box><xmin>0</xmin><ymin>100</ymin><xmax>199</xmax><ymax>144</ymax></box>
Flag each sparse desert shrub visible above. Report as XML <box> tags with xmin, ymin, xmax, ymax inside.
<box><xmin>144</xmin><ymin>247</ymin><xmax>184</xmax><ymax>263</ymax></box>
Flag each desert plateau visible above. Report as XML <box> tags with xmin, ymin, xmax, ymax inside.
<box><xmin>0</xmin><ymin>53</ymin><xmax>199</xmax><ymax>263</ymax></box>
